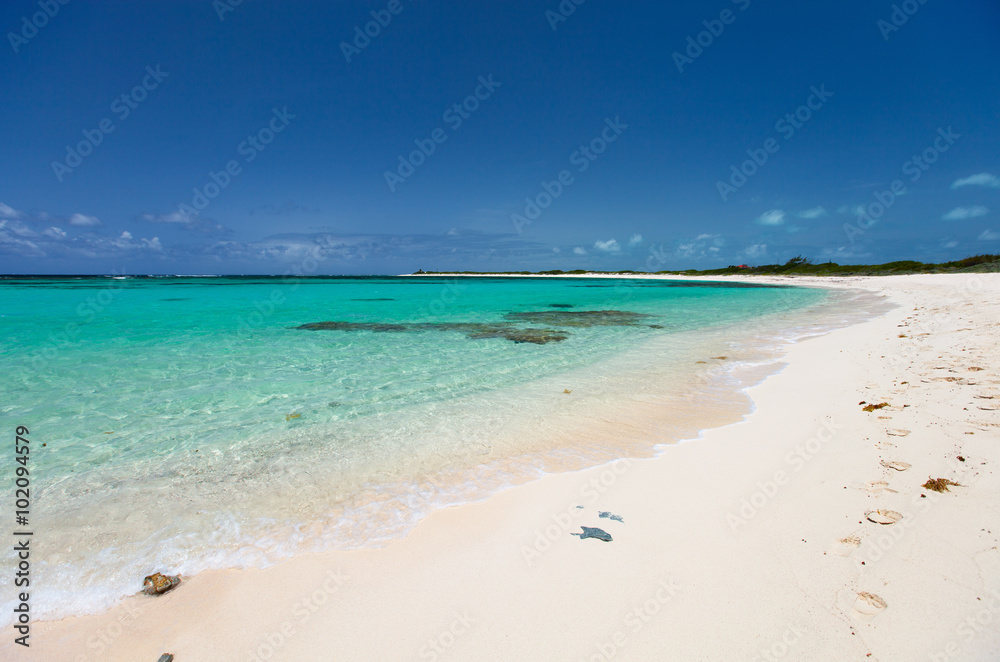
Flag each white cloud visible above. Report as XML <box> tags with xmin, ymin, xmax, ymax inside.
<box><xmin>140</xmin><ymin>209</ymin><xmax>228</xmax><ymax>234</ymax></box>
<box><xmin>796</xmin><ymin>206</ymin><xmax>827</xmax><ymax>219</ymax></box>
<box><xmin>0</xmin><ymin>202</ymin><xmax>23</xmax><ymax>219</ymax></box>
<box><xmin>952</xmin><ymin>173</ymin><xmax>1000</xmax><ymax>189</ymax></box>
<box><xmin>0</xmin><ymin>219</ymin><xmax>43</xmax><ymax>255</ymax></box>
<box><xmin>821</xmin><ymin>245</ymin><xmax>873</xmax><ymax>260</ymax></box>
<box><xmin>140</xmin><ymin>210</ymin><xmax>196</xmax><ymax>225</ymax></box>
<box><xmin>628</xmin><ymin>233</ymin><xmax>642</xmax><ymax>246</ymax></box>
<box><xmin>0</xmin><ymin>219</ymin><xmax>37</xmax><ymax>238</ymax></box>
<box><xmin>573</xmin><ymin>246</ymin><xmax>587</xmax><ymax>255</ymax></box>
<box><xmin>979</xmin><ymin>229</ymin><xmax>1000</xmax><ymax>241</ymax></box>
<box><xmin>942</xmin><ymin>206</ymin><xmax>989</xmax><ymax>221</ymax></box>
<box><xmin>743</xmin><ymin>243</ymin><xmax>767</xmax><ymax>258</ymax></box>
<box><xmin>944</xmin><ymin>240</ymin><xmax>958</xmax><ymax>248</ymax></box>
<box><xmin>208</xmin><ymin>230</ymin><xmax>551</xmax><ymax>265</ymax></box>
<box><xmin>69</xmin><ymin>213</ymin><xmax>102</xmax><ymax>227</ymax></box>
<box><xmin>594</xmin><ymin>238</ymin><xmax>620</xmax><ymax>252</ymax></box>
<box><xmin>756</xmin><ymin>210</ymin><xmax>785</xmax><ymax>226</ymax></box>
<box><xmin>837</xmin><ymin>204</ymin><xmax>866</xmax><ymax>217</ymax></box>
<box><xmin>675</xmin><ymin>233</ymin><xmax>724</xmax><ymax>259</ymax></box>
<box><xmin>0</xmin><ymin>205</ymin><xmax>199</xmax><ymax>262</ymax></box>
<box><xmin>104</xmin><ymin>231</ymin><xmax>161</xmax><ymax>252</ymax></box>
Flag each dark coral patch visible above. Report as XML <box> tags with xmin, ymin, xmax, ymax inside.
<box><xmin>295</xmin><ymin>309</ymin><xmax>653</xmax><ymax>345</ymax></box>
<box><xmin>295</xmin><ymin>321</ymin><xmax>568</xmax><ymax>344</ymax></box>
<box><xmin>504</xmin><ymin>310</ymin><xmax>653</xmax><ymax>327</ymax></box>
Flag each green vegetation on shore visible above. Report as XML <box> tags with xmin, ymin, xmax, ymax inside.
<box><xmin>413</xmin><ymin>254</ymin><xmax>1000</xmax><ymax>277</ymax></box>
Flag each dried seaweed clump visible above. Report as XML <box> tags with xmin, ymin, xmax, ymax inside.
<box><xmin>922</xmin><ymin>477</ymin><xmax>962</xmax><ymax>493</ymax></box>
<box><xmin>862</xmin><ymin>402</ymin><xmax>889</xmax><ymax>412</ymax></box>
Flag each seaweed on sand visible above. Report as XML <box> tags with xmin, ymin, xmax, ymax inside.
<box><xmin>922</xmin><ymin>477</ymin><xmax>962</xmax><ymax>493</ymax></box>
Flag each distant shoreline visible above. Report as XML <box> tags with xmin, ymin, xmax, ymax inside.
<box><xmin>2</xmin><ymin>253</ymin><xmax>997</xmax><ymax>280</ymax></box>
<box><xmin>406</xmin><ymin>253</ymin><xmax>1000</xmax><ymax>278</ymax></box>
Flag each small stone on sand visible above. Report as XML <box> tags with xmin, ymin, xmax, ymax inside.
<box><xmin>143</xmin><ymin>572</ymin><xmax>181</xmax><ymax>596</ymax></box>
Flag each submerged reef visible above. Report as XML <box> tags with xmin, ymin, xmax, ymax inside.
<box><xmin>296</xmin><ymin>321</ymin><xmax>569</xmax><ymax>344</ymax></box>
<box><xmin>297</xmin><ymin>322</ymin><xmax>409</xmax><ymax>333</ymax></box>
<box><xmin>295</xmin><ymin>309</ymin><xmax>657</xmax><ymax>345</ymax></box>
<box><xmin>504</xmin><ymin>310</ymin><xmax>653</xmax><ymax>327</ymax></box>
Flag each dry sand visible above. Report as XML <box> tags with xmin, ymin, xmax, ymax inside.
<box><xmin>6</xmin><ymin>273</ymin><xmax>1000</xmax><ymax>661</ymax></box>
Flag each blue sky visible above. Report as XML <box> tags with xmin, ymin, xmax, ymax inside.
<box><xmin>1</xmin><ymin>0</ymin><xmax>998</xmax><ymax>274</ymax></box>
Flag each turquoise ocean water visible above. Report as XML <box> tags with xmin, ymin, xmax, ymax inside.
<box><xmin>1</xmin><ymin>275</ymin><xmax>851</xmax><ymax>624</ymax></box>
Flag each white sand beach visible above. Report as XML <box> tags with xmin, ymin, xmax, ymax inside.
<box><xmin>7</xmin><ymin>273</ymin><xmax>1000</xmax><ymax>661</ymax></box>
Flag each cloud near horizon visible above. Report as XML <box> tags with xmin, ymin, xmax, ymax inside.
<box><xmin>0</xmin><ymin>203</ymin><xmax>23</xmax><ymax>219</ymax></box>
<box><xmin>0</xmin><ymin>216</ymin><xmax>162</xmax><ymax>259</ymax></box>
<box><xmin>942</xmin><ymin>206</ymin><xmax>989</xmax><ymax>221</ymax></box>
<box><xmin>1</xmin><ymin>202</ymin><xmax>105</xmax><ymax>229</ymax></box>
<box><xmin>68</xmin><ymin>213</ymin><xmax>101</xmax><ymax>227</ymax></box>
<box><xmin>796</xmin><ymin>206</ymin><xmax>828</xmax><ymax>219</ymax></box>
<box><xmin>676</xmin><ymin>233</ymin><xmax>724</xmax><ymax>259</ymax></box>
<box><xmin>756</xmin><ymin>210</ymin><xmax>785</xmax><ymax>226</ymax></box>
<box><xmin>951</xmin><ymin>173</ymin><xmax>1000</xmax><ymax>189</ymax></box>
<box><xmin>139</xmin><ymin>210</ymin><xmax>230</xmax><ymax>234</ymax></box>
<box><xmin>837</xmin><ymin>204</ymin><xmax>866</xmax><ymax>217</ymax></box>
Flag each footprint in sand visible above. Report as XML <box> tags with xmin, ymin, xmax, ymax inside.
<box><xmin>866</xmin><ymin>509</ymin><xmax>903</xmax><ymax>525</ymax></box>
<box><xmin>833</xmin><ymin>535</ymin><xmax>861</xmax><ymax>557</ymax></box>
<box><xmin>866</xmin><ymin>481</ymin><xmax>898</xmax><ymax>495</ymax></box>
<box><xmin>881</xmin><ymin>460</ymin><xmax>911</xmax><ymax>471</ymax></box>
<box><xmin>853</xmin><ymin>592</ymin><xmax>888</xmax><ymax>617</ymax></box>
<box><xmin>886</xmin><ymin>429</ymin><xmax>911</xmax><ymax>437</ymax></box>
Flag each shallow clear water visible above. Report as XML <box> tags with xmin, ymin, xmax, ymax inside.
<box><xmin>0</xmin><ymin>275</ymin><xmax>835</xmax><ymax>624</ymax></box>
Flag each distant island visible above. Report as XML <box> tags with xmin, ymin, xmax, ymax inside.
<box><xmin>413</xmin><ymin>254</ymin><xmax>1000</xmax><ymax>277</ymax></box>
